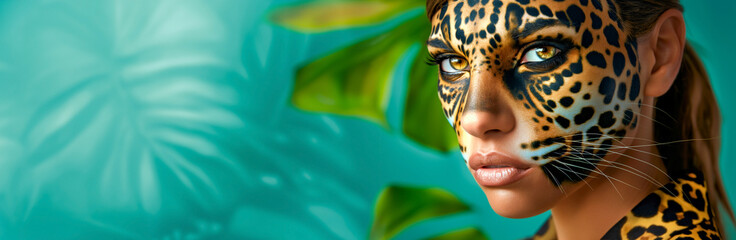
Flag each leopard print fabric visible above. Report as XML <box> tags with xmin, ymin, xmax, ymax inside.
<box><xmin>528</xmin><ymin>171</ymin><xmax>721</xmax><ymax>240</ymax></box>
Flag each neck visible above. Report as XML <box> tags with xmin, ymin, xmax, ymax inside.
<box><xmin>550</xmin><ymin>100</ymin><xmax>670</xmax><ymax>240</ymax></box>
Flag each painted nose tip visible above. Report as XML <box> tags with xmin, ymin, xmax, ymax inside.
<box><xmin>461</xmin><ymin>110</ymin><xmax>515</xmax><ymax>138</ymax></box>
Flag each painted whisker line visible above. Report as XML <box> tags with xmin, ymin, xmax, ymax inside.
<box><xmin>554</xmin><ymin>133</ymin><xmax>658</xmax><ymax>142</ymax></box>
<box><xmin>622</xmin><ymin>102</ymin><xmax>678</xmax><ymax>122</ymax></box>
<box><xmin>627</xmin><ymin>110</ymin><xmax>671</xmax><ymax>130</ymax></box>
<box><xmin>565</xmin><ymin>157</ymin><xmax>666</xmax><ymax>192</ymax></box>
<box><xmin>565</xmin><ymin>138</ymin><xmax>665</xmax><ymax>160</ymax></box>
<box><xmin>550</xmin><ymin>163</ymin><xmax>590</xmax><ymax>190</ymax></box>
<box><xmin>543</xmin><ymin>166</ymin><xmax>566</xmax><ymax>195</ymax></box>
<box><xmin>559</xmin><ymin>143</ymin><xmax>624</xmax><ymax>198</ymax></box>
<box><xmin>560</xmin><ymin>140</ymin><xmax>676</xmax><ymax>196</ymax></box>
<box><xmin>563</xmin><ymin>140</ymin><xmax>674</xmax><ymax>186</ymax></box>
<box><xmin>554</xmin><ymin>159</ymin><xmax>639</xmax><ymax>193</ymax></box>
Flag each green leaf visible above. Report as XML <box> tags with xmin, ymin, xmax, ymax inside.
<box><xmin>402</xmin><ymin>42</ymin><xmax>459</xmax><ymax>152</ymax></box>
<box><xmin>269</xmin><ymin>0</ymin><xmax>423</xmax><ymax>32</ymax></box>
<box><xmin>291</xmin><ymin>16</ymin><xmax>426</xmax><ymax>126</ymax></box>
<box><xmin>369</xmin><ymin>185</ymin><xmax>471</xmax><ymax>240</ymax></box>
<box><xmin>428</xmin><ymin>227</ymin><xmax>489</xmax><ymax>240</ymax></box>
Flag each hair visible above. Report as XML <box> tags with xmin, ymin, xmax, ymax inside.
<box><xmin>426</xmin><ymin>0</ymin><xmax>734</xmax><ymax>235</ymax></box>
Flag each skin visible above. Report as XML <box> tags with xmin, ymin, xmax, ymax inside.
<box><xmin>427</xmin><ymin>0</ymin><xmax>686</xmax><ymax>239</ymax></box>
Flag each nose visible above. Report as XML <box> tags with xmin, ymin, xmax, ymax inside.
<box><xmin>460</xmin><ymin>78</ymin><xmax>516</xmax><ymax>139</ymax></box>
<box><xmin>461</xmin><ymin>107</ymin><xmax>516</xmax><ymax>138</ymax></box>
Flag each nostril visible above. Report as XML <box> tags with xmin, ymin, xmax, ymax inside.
<box><xmin>461</xmin><ymin>110</ymin><xmax>515</xmax><ymax>138</ymax></box>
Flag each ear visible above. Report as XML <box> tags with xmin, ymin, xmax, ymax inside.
<box><xmin>637</xmin><ymin>9</ymin><xmax>687</xmax><ymax>97</ymax></box>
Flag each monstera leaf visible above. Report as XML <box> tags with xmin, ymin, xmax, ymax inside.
<box><xmin>369</xmin><ymin>185</ymin><xmax>487</xmax><ymax>240</ymax></box>
<box><xmin>0</xmin><ymin>0</ymin><xmax>250</xmax><ymax>238</ymax></box>
<box><xmin>270</xmin><ymin>1</ymin><xmax>458</xmax><ymax>152</ymax></box>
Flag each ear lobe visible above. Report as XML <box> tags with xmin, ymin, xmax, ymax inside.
<box><xmin>641</xmin><ymin>9</ymin><xmax>687</xmax><ymax>98</ymax></box>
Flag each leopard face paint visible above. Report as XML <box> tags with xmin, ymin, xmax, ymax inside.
<box><xmin>428</xmin><ymin>0</ymin><xmax>641</xmax><ymax>185</ymax></box>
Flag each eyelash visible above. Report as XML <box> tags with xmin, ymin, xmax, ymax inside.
<box><xmin>518</xmin><ymin>41</ymin><xmax>571</xmax><ymax>71</ymax></box>
<box><xmin>425</xmin><ymin>41</ymin><xmax>572</xmax><ymax>71</ymax></box>
<box><xmin>425</xmin><ymin>54</ymin><xmax>442</xmax><ymax>66</ymax></box>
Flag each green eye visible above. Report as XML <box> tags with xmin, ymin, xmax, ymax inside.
<box><xmin>440</xmin><ymin>57</ymin><xmax>468</xmax><ymax>73</ymax></box>
<box><xmin>521</xmin><ymin>46</ymin><xmax>560</xmax><ymax>64</ymax></box>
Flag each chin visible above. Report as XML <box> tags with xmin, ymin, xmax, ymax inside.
<box><xmin>477</xmin><ymin>168</ymin><xmax>564</xmax><ymax>218</ymax></box>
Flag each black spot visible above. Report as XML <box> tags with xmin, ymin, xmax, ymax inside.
<box><xmin>586</xmin><ymin>126</ymin><xmax>603</xmax><ymax>142</ymax></box>
<box><xmin>627</xmin><ymin>226</ymin><xmax>646</xmax><ymax>240</ymax></box>
<box><xmin>599</xmin><ymin>77</ymin><xmax>616</xmax><ymax>104</ymax></box>
<box><xmin>546</xmin><ymin>100</ymin><xmax>557</xmax><ymax>108</ymax></box>
<box><xmin>542</xmin><ymin>126</ymin><xmax>550</xmax><ymax>131</ymax></box>
<box><xmin>591</xmin><ymin>0</ymin><xmax>602</xmax><ymax>11</ymax></box>
<box><xmin>617</xmin><ymin>82</ymin><xmax>627</xmax><ymax>100</ymax></box>
<box><xmin>629</xmin><ymin>74</ymin><xmax>640</xmax><ymax>100</ymax></box>
<box><xmin>631</xmin><ymin>194</ymin><xmax>661</xmax><ymax>218</ymax></box>
<box><xmin>574</xmin><ymin>107</ymin><xmax>595</xmax><ymax>125</ymax></box>
<box><xmin>601</xmin><ymin>217</ymin><xmax>627</xmax><ymax>239</ymax></box>
<box><xmin>648</xmin><ymin>225</ymin><xmax>666</xmax><ymax>236</ymax></box>
<box><xmin>479</xmin><ymin>30</ymin><xmax>487</xmax><ymax>39</ymax></box>
<box><xmin>570</xmin><ymin>81</ymin><xmax>582</xmax><ymax>93</ymax></box>
<box><xmin>598</xmin><ymin>111</ymin><xmax>616</xmax><ymax>128</ymax></box>
<box><xmin>566</xmin><ymin>5</ymin><xmax>586</xmax><ymax>29</ymax></box>
<box><xmin>560</xmin><ymin>97</ymin><xmax>574</xmax><ymax>107</ymax></box>
<box><xmin>682</xmin><ymin>184</ymin><xmax>707</xmax><ymax>211</ymax></box>
<box><xmin>517</xmin><ymin>0</ymin><xmax>530</xmax><ymax>4</ymax></box>
<box><xmin>526</xmin><ymin>7</ymin><xmax>539</xmax><ymax>16</ymax></box>
<box><xmin>468</xmin><ymin>33</ymin><xmax>476</xmax><ymax>43</ymax></box>
<box><xmin>539</xmin><ymin>5</ymin><xmax>553</xmax><ymax>16</ymax></box>
<box><xmin>468</xmin><ymin>0</ymin><xmax>479</xmax><ymax>6</ymax></box>
<box><xmin>583</xmin><ymin>93</ymin><xmax>591</xmax><ymax>100</ymax></box>
<box><xmin>555</xmin><ymin>11</ymin><xmax>570</xmax><ymax>26</ymax></box>
<box><xmin>579</xmin><ymin>0</ymin><xmax>589</xmax><ymax>6</ymax></box>
<box><xmin>603</xmin><ymin>25</ymin><xmax>620</xmax><ymax>47</ymax></box>
<box><xmin>581</xmin><ymin>30</ymin><xmax>593</xmax><ymax>48</ymax></box>
<box><xmin>478</xmin><ymin>8</ymin><xmax>486</xmax><ymax>19</ymax></box>
<box><xmin>562</xmin><ymin>69</ymin><xmax>572</xmax><ymax>77</ymax></box>
<box><xmin>505</xmin><ymin>3</ymin><xmax>525</xmax><ymax>30</ymax></box>
<box><xmin>612</xmin><ymin>52</ymin><xmax>625</xmax><ymax>76</ymax></box>
<box><xmin>625</xmin><ymin>42</ymin><xmax>638</xmax><ymax>66</ymax></box>
<box><xmin>570</xmin><ymin>61</ymin><xmax>583</xmax><ymax>74</ymax></box>
<box><xmin>590</xmin><ymin>12</ymin><xmax>602</xmax><ymax>29</ymax></box>
<box><xmin>556</xmin><ymin>116</ymin><xmax>571</xmax><ymax>128</ymax></box>
<box><xmin>469</xmin><ymin>10</ymin><xmax>477</xmax><ymax>21</ymax></box>
<box><xmin>586</xmin><ymin>51</ymin><xmax>607</xmax><ymax>68</ymax></box>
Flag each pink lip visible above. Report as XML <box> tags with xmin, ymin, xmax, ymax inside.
<box><xmin>469</xmin><ymin>152</ymin><xmax>532</xmax><ymax>187</ymax></box>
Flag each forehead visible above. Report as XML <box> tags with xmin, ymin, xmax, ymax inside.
<box><xmin>430</xmin><ymin>0</ymin><xmax>619</xmax><ymax>53</ymax></box>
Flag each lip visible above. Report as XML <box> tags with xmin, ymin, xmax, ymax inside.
<box><xmin>469</xmin><ymin>152</ymin><xmax>532</xmax><ymax>187</ymax></box>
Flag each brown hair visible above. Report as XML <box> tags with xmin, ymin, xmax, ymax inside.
<box><xmin>426</xmin><ymin>0</ymin><xmax>734</xmax><ymax>234</ymax></box>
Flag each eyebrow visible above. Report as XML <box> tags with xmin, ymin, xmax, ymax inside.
<box><xmin>513</xmin><ymin>18</ymin><xmax>569</xmax><ymax>40</ymax></box>
<box><xmin>426</xmin><ymin>38</ymin><xmax>452</xmax><ymax>51</ymax></box>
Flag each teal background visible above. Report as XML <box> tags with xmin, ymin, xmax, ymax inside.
<box><xmin>0</xmin><ymin>0</ymin><xmax>734</xmax><ymax>239</ymax></box>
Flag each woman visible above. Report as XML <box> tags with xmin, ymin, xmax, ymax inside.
<box><xmin>424</xmin><ymin>0</ymin><xmax>733</xmax><ymax>239</ymax></box>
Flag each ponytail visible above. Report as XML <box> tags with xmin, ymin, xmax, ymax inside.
<box><xmin>654</xmin><ymin>42</ymin><xmax>734</xmax><ymax>232</ymax></box>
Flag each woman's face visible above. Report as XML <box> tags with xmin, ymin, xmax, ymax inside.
<box><xmin>428</xmin><ymin>0</ymin><xmax>643</xmax><ymax>217</ymax></box>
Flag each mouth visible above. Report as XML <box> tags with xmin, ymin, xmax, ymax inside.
<box><xmin>469</xmin><ymin>152</ymin><xmax>533</xmax><ymax>187</ymax></box>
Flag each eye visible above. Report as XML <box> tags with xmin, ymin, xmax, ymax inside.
<box><xmin>439</xmin><ymin>57</ymin><xmax>469</xmax><ymax>74</ymax></box>
<box><xmin>521</xmin><ymin>46</ymin><xmax>561</xmax><ymax>64</ymax></box>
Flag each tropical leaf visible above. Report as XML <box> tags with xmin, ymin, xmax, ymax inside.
<box><xmin>403</xmin><ymin>41</ymin><xmax>459</xmax><ymax>152</ymax></box>
<box><xmin>428</xmin><ymin>227</ymin><xmax>489</xmax><ymax>240</ymax></box>
<box><xmin>291</xmin><ymin>15</ymin><xmax>427</xmax><ymax>126</ymax></box>
<box><xmin>269</xmin><ymin>0</ymin><xmax>423</xmax><ymax>32</ymax></box>
<box><xmin>369</xmin><ymin>185</ymin><xmax>471</xmax><ymax>240</ymax></box>
<box><xmin>0</xmin><ymin>0</ymin><xmax>250</xmax><ymax>237</ymax></box>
